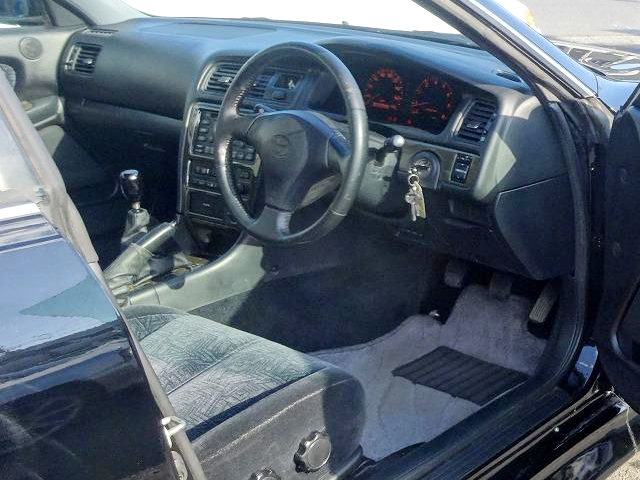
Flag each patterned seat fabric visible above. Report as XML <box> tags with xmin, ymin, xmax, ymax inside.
<box><xmin>124</xmin><ymin>304</ymin><xmax>321</xmax><ymax>439</ymax></box>
<box><xmin>124</xmin><ymin>304</ymin><xmax>365</xmax><ymax>480</ymax></box>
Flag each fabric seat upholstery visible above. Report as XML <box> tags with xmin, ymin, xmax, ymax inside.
<box><xmin>124</xmin><ymin>304</ymin><xmax>365</xmax><ymax>480</ymax></box>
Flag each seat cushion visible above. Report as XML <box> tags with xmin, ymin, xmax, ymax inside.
<box><xmin>124</xmin><ymin>304</ymin><xmax>365</xmax><ymax>480</ymax></box>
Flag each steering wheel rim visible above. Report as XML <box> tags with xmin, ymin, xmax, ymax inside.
<box><xmin>213</xmin><ymin>42</ymin><xmax>369</xmax><ymax>245</ymax></box>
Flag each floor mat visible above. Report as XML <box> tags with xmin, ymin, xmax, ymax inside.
<box><xmin>311</xmin><ymin>284</ymin><xmax>547</xmax><ymax>460</ymax></box>
<box><xmin>392</xmin><ymin>346</ymin><xmax>529</xmax><ymax>405</ymax></box>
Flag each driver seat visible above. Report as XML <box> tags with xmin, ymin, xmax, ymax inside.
<box><xmin>123</xmin><ymin>304</ymin><xmax>365</xmax><ymax>480</ymax></box>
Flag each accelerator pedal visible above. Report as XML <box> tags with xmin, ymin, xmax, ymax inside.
<box><xmin>529</xmin><ymin>281</ymin><xmax>559</xmax><ymax>325</ymax></box>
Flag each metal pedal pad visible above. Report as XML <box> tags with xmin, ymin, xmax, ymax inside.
<box><xmin>444</xmin><ymin>258</ymin><xmax>470</xmax><ymax>289</ymax></box>
<box><xmin>489</xmin><ymin>271</ymin><xmax>513</xmax><ymax>300</ymax></box>
<box><xmin>529</xmin><ymin>281</ymin><xmax>559</xmax><ymax>324</ymax></box>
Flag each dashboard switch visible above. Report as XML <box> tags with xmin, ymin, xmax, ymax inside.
<box><xmin>451</xmin><ymin>153</ymin><xmax>473</xmax><ymax>184</ymax></box>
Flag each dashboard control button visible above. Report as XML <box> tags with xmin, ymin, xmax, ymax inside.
<box><xmin>451</xmin><ymin>153</ymin><xmax>473</xmax><ymax>184</ymax></box>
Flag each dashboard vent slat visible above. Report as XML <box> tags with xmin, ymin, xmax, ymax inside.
<box><xmin>67</xmin><ymin>44</ymin><xmax>101</xmax><ymax>75</ymax></box>
<box><xmin>203</xmin><ymin>62</ymin><xmax>282</xmax><ymax>100</ymax></box>
<box><xmin>205</xmin><ymin>62</ymin><xmax>243</xmax><ymax>94</ymax></box>
<box><xmin>458</xmin><ymin>100</ymin><xmax>497</xmax><ymax>143</ymax></box>
<box><xmin>250</xmin><ymin>73</ymin><xmax>271</xmax><ymax>98</ymax></box>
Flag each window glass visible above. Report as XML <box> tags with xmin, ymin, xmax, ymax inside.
<box><xmin>0</xmin><ymin>0</ymin><xmax>47</xmax><ymax>27</ymax></box>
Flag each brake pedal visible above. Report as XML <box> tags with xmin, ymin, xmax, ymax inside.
<box><xmin>489</xmin><ymin>272</ymin><xmax>513</xmax><ymax>300</ymax></box>
<box><xmin>444</xmin><ymin>258</ymin><xmax>470</xmax><ymax>289</ymax></box>
<box><xmin>529</xmin><ymin>281</ymin><xmax>559</xmax><ymax>325</ymax></box>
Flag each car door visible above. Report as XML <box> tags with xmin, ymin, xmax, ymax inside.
<box><xmin>0</xmin><ymin>0</ymin><xmax>126</xmax><ymax>265</ymax></box>
<box><xmin>595</xmin><ymin>84</ymin><xmax>640</xmax><ymax>412</ymax></box>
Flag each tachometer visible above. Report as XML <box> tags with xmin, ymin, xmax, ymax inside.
<box><xmin>409</xmin><ymin>75</ymin><xmax>457</xmax><ymax>133</ymax></box>
<box><xmin>363</xmin><ymin>68</ymin><xmax>404</xmax><ymax>123</ymax></box>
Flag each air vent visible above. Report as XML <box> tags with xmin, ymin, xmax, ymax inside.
<box><xmin>457</xmin><ymin>100</ymin><xmax>497</xmax><ymax>143</ymax></box>
<box><xmin>85</xmin><ymin>28</ymin><xmax>117</xmax><ymax>37</ymax></box>
<box><xmin>204</xmin><ymin>62</ymin><xmax>243</xmax><ymax>94</ymax></box>
<box><xmin>494</xmin><ymin>69</ymin><xmax>522</xmax><ymax>83</ymax></box>
<box><xmin>203</xmin><ymin>62</ymin><xmax>276</xmax><ymax>99</ymax></box>
<box><xmin>250</xmin><ymin>73</ymin><xmax>271</xmax><ymax>98</ymax></box>
<box><xmin>67</xmin><ymin>44</ymin><xmax>101</xmax><ymax>75</ymax></box>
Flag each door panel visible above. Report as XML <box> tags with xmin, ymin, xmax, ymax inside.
<box><xmin>595</xmin><ymin>85</ymin><xmax>640</xmax><ymax>412</ymax></box>
<box><xmin>0</xmin><ymin>26</ymin><xmax>75</xmax><ymax>104</ymax></box>
<box><xmin>1</xmin><ymin>23</ymin><xmax>128</xmax><ymax>265</ymax></box>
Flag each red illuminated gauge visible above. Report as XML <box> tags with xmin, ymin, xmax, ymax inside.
<box><xmin>363</xmin><ymin>68</ymin><xmax>404</xmax><ymax>123</ymax></box>
<box><xmin>409</xmin><ymin>75</ymin><xmax>457</xmax><ymax>133</ymax></box>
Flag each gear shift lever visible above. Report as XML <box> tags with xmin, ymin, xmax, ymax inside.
<box><xmin>120</xmin><ymin>169</ymin><xmax>143</xmax><ymax>210</ymax></box>
<box><xmin>119</xmin><ymin>169</ymin><xmax>150</xmax><ymax>249</ymax></box>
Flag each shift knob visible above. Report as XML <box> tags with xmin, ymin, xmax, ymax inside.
<box><xmin>120</xmin><ymin>169</ymin><xmax>143</xmax><ymax>209</ymax></box>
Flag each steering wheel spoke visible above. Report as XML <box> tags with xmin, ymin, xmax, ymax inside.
<box><xmin>327</xmin><ymin>131</ymin><xmax>352</xmax><ymax>176</ymax></box>
<box><xmin>226</xmin><ymin>112</ymin><xmax>261</xmax><ymax>140</ymax></box>
<box><xmin>251</xmin><ymin>205</ymin><xmax>293</xmax><ymax>242</ymax></box>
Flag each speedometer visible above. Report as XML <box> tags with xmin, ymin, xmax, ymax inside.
<box><xmin>363</xmin><ymin>68</ymin><xmax>404</xmax><ymax>123</ymax></box>
<box><xmin>409</xmin><ymin>75</ymin><xmax>457</xmax><ymax>133</ymax></box>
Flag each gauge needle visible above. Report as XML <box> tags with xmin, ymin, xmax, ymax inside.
<box><xmin>412</xmin><ymin>102</ymin><xmax>436</xmax><ymax>108</ymax></box>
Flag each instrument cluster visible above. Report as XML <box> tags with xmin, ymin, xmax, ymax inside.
<box><xmin>361</xmin><ymin>66</ymin><xmax>460</xmax><ymax>134</ymax></box>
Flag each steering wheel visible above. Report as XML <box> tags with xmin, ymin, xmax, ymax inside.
<box><xmin>213</xmin><ymin>42</ymin><xmax>369</xmax><ymax>244</ymax></box>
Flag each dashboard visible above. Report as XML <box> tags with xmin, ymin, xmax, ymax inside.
<box><xmin>58</xmin><ymin>18</ymin><xmax>575</xmax><ymax>281</ymax></box>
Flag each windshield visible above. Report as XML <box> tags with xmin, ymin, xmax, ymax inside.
<box><xmin>122</xmin><ymin>0</ymin><xmax>640</xmax><ymax>80</ymax></box>
<box><xmin>122</xmin><ymin>0</ymin><xmax>459</xmax><ymax>35</ymax></box>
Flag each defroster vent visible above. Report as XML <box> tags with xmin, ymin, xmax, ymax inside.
<box><xmin>457</xmin><ymin>100</ymin><xmax>497</xmax><ymax>143</ymax></box>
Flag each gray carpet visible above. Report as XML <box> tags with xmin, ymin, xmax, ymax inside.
<box><xmin>311</xmin><ymin>284</ymin><xmax>547</xmax><ymax>460</ymax></box>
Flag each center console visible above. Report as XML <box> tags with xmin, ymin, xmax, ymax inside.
<box><xmin>182</xmin><ymin>103</ymin><xmax>260</xmax><ymax>228</ymax></box>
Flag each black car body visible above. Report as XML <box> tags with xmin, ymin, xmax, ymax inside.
<box><xmin>2</xmin><ymin>0</ymin><xmax>640</xmax><ymax>479</ymax></box>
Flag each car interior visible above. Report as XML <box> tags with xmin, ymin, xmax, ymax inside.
<box><xmin>1</xmin><ymin>6</ymin><xmax>588</xmax><ymax>480</ymax></box>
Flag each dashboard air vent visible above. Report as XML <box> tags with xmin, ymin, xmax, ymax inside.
<box><xmin>203</xmin><ymin>62</ymin><xmax>274</xmax><ymax>99</ymax></box>
<box><xmin>67</xmin><ymin>44</ymin><xmax>101</xmax><ymax>75</ymax></box>
<box><xmin>457</xmin><ymin>100</ymin><xmax>497</xmax><ymax>143</ymax></box>
<box><xmin>250</xmin><ymin>73</ymin><xmax>271</xmax><ymax>98</ymax></box>
<box><xmin>204</xmin><ymin>62</ymin><xmax>242</xmax><ymax>94</ymax></box>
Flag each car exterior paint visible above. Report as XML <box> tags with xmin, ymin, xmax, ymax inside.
<box><xmin>0</xmin><ymin>205</ymin><xmax>175</xmax><ymax>479</ymax></box>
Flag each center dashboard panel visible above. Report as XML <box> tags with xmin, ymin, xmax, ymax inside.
<box><xmin>180</xmin><ymin>59</ymin><xmax>312</xmax><ymax>230</ymax></box>
<box><xmin>59</xmin><ymin>19</ymin><xmax>576</xmax><ymax>280</ymax></box>
<box><xmin>184</xmin><ymin>104</ymin><xmax>258</xmax><ymax>228</ymax></box>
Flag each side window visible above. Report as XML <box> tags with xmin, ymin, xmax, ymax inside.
<box><xmin>0</xmin><ymin>0</ymin><xmax>48</xmax><ymax>28</ymax></box>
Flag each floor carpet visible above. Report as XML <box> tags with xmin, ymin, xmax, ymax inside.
<box><xmin>311</xmin><ymin>284</ymin><xmax>547</xmax><ymax>460</ymax></box>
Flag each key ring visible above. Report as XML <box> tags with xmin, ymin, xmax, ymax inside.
<box><xmin>408</xmin><ymin>174</ymin><xmax>420</xmax><ymax>186</ymax></box>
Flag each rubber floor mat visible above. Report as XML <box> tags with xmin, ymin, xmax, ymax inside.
<box><xmin>393</xmin><ymin>346</ymin><xmax>528</xmax><ymax>405</ymax></box>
